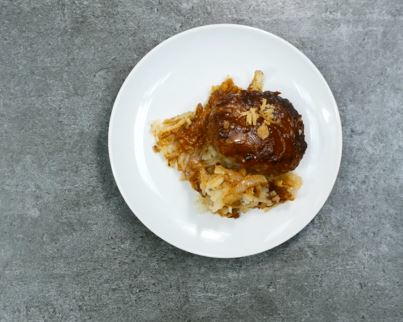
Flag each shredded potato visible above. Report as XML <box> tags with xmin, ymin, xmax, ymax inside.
<box><xmin>248</xmin><ymin>70</ymin><xmax>264</xmax><ymax>91</ymax></box>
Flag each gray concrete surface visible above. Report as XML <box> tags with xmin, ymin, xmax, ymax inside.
<box><xmin>1</xmin><ymin>0</ymin><xmax>402</xmax><ymax>321</ymax></box>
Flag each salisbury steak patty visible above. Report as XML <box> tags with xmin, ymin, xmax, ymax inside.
<box><xmin>206</xmin><ymin>89</ymin><xmax>307</xmax><ymax>175</ymax></box>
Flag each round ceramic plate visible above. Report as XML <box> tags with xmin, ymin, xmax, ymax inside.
<box><xmin>109</xmin><ymin>24</ymin><xmax>342</xmax><ymax>258</ymax></box>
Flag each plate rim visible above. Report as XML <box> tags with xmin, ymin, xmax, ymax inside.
<box><xmin>108</xmin><ymin>23</ymin><xmax>343</xmax><ymax>258</ymax></box>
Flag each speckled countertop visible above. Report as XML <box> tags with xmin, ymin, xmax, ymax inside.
<box><xmin>1</xmin><ymin>1</ymin><xmax>402</xmax><ymax>321</ymax></box>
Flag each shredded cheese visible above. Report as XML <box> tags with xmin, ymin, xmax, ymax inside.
<box><xmin>241</xmin><ymin>108</ymin><xmax>259</xmax><ymax>126</ymax></box>
<box><xmin>258</xmin><ymin>98</ymin><xmax>276</xmax><ymax>125</ymax></box>
<box><xmin>257</xmin><ymin>123</ymin><xmax>270</xmax><ymax>140</ymax></box>
<box><xmin>259</xmin><ymin>98</ymin><xmax>267</xmax><ymax>111</ymax></box>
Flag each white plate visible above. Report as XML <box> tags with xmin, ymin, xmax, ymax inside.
<box><xmin>109</xmin><ymin>24</ymin><xmax>342</xmax><ymax>258</ymax></box>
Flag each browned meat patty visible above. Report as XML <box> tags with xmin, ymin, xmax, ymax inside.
<box><xmin>206</xmin><ymin>89</ymin><xmax>307</xmax><ymax>175</ymax></box>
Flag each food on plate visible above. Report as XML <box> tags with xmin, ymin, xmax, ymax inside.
<box><xmin>151</xmin><ymin>71</ymin><xmax>307</xmax><ymax>218</ymax></box>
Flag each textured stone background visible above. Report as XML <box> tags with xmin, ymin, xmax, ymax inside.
<box><xmin>1</xmin><ymin>0</ymin><xmax>402</xmax><ymax>321</ymax></box>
